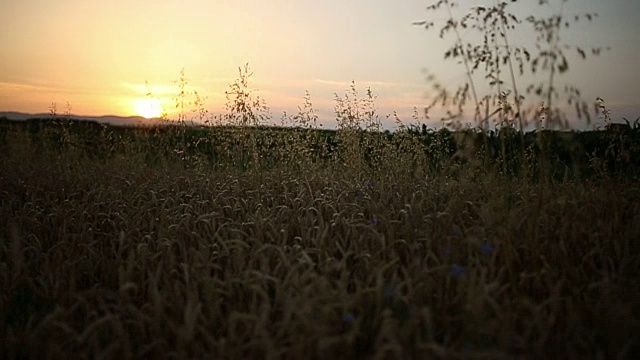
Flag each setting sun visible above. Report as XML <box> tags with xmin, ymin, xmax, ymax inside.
<box><xmin>134</xmin><ymin>98</ymin><xmax>163</xmax><ymax>119</ymax></box>
<box><xmin>0</xmin><ymin>0</ymin><xmax>638</xmax><ymax>127</ymax></box>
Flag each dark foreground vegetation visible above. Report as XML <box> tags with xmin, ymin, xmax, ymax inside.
<box><xmin>3</xmin><ymin>116</ymin><xmax>640</xmax><ymax>180</ymax></box>
<box><xmin>2</xmin><ymin>0</ymin><xmax>640</xmax><ymax>356</ymax></box>
<box><xmin>1</xmin><ymin>116</ymin><xmax>639</xmax><ymax>359</ymax></box>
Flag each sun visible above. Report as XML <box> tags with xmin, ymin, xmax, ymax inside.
<box><xmin>134</xmin><ymin>98</ymin><xmax>163</xmax><ymax>119</ymax></box>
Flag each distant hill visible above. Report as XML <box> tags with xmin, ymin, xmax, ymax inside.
<box><xmin>0</xmin><ymin>111</ymin><xmax>156</xmax><ymax>126</ymax></box>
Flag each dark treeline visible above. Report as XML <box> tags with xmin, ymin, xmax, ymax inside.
<box><xmin>2</xmin><ymin>117</ymin><xmax>639</xmax><ymax>180</ymax></box>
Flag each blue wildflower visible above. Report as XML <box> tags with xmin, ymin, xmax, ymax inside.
<box><xmin>370</xmin><ymin>215</ymin><xmax>377</xmax><ymax>225</ymax></box>
<box><xmin>481</xmin><ymin>242</ymin><xmax>495</xmax><ymax>255</ymax></box>
<box><xmin>366</xmin><ymin>180</ymin><xmax>374</xmax><ymax>190</ymax></box>
<box><xmin>343</xmin><ymin>313</ymin><xmax>355</xmax><ymax>323</ymax></box>
<box><xmin>450</xmin><ymin>264</ymin><xmax>467</xmax><ymax>276</ymax></box>
<box><xmin>384</xmin><ymin>283</ymin><xmax>397</xmax><ymax>300</ymax></box>
<box><xmin>441</xmin><ymin>247</ymin><xmax>452</xmax><ymax>257</ymax></box>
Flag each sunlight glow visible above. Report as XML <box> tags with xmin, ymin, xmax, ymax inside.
<box><xmin>0</xmin><ymin>1</ymin><xmax>638</xmax><ymax>127</ymax></box>
<box><xmin>134</xmin><ymin>98</ymin><xmax>163</xmax><ymax>119</ymax></box>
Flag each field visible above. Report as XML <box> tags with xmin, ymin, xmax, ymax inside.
<box><xmin>1</xmin><ymin>115</ymin><xmax>639</xmax><ymax>359</ymax></box>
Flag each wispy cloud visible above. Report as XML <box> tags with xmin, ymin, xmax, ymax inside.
<box><xmin>0</xmin><ymin>79</ymin><xmax>117</xmax><ymax>97</ymax></box>
<box><xmin>0</xmin><ymin>78</ymin><xmax>92</xmax><ymax>95</ymax></box>
<box><xmin>0</xmin><ymin>81</ymin><xmax>52</xmax><ymax>93</ymax></box>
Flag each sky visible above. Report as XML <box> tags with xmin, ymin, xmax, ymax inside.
<box><xmin>1</xmin><ymin>0</ymin><xmax>638</xmax><ymax>129</ymax></box>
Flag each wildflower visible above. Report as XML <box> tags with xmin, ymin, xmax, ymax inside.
<box><xmin>366</xmin><ymin>180</ymin><xmax>374</xmax><ymax>191</ymax></box>
<box><xmin>341</xmin><ymin>312</ymin><xmax>356</xmax><ymax>332</ymax></box>
<box><xmin>384</xmin><ymin>283</ymin><xmax>397</xmax><ymax>300</ymax></box>
<box><xmin>481</xmin><ymin>242</ymin><xmax>495</xmax><ymax>255</ymax></box>
<box><xmin>450</xmin><ymin>264</ymin><xmax>467</xmax><ymax>276</ymax></box>
<box><xmin>441</xmin><ymin>247</ymin><xmax>452</xmax><ymax>257</ymax></box>
<box><xmin>343</xmin><ymin>313</ymin><xmax>355</xmax><ymax>323</ymax></box>
<box><xmin>370</xmin><ymin>215</ymin><xmax>377</xmax><ymax>225</ymax></box>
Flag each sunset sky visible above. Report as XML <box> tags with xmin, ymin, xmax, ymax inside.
<box><xmin>1</xmin><ymin>0</ymin><xmax>638</xmax><ymax>129</ymax></box>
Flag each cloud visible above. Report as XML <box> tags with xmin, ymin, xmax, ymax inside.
<box><xmin>0</xmin><ymin>78</ymin><xmax>122</xmax><ymax>97</ymax></box>
<box><xmin>0</xmin><ymin>79</ymin><xmax>87</xmax><ymax>95</ymax></box>
<box><xmin>0</xmin><ymin>81</ymin><xmax>52</xmax><ymax>93</ymax></box>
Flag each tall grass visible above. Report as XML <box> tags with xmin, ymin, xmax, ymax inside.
<box><xmin>2</xmin><ymin>129</ymin><xmax>639</xmax><ymax>358</ymax></box>
<box><xmin>414</xmin><ymin>0</ymin><xmax>610</xmax><ymax>182</ymax></box>
<box><xmin>1</xmin><ymin>1</ymin><xmax>639</xmax><ymax>358</ymax></box>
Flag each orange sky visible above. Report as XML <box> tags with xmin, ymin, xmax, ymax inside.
<box><xmin>1</xmin><ymin>0</ymin><xmax>638</xmax><ymax>129</ymax></box>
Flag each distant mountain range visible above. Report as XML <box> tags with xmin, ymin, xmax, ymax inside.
<box><xmin>0</xmin><ymin>111</ymin><xmax>155</xmax><ymax>126</ymax></box>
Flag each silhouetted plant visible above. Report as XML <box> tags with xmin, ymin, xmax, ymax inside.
<box><xmin>414</xmin><ymin>0</ymin><xmax>608</xmax><ymax>181</ymax></box>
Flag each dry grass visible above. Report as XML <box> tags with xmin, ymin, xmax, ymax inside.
<box><xmin>1</xmin><ymin>141</ymin><xmax>639</xmax><ymax>359</ymax></box>
<box><xmin>2</xmin><ymin>3</ymin><xmax>638</xmax><ymax>355</ymax></box>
